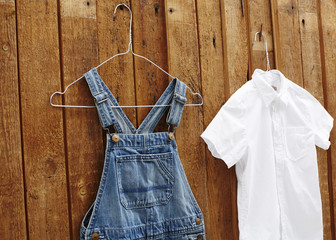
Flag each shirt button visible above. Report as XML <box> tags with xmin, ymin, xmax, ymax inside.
<box><xmin>91</xmin><ymin>233</ymin><xmax>99</xmax><ymax>240</ymax></box>
<box><xmin>112</xmin><ymin>134</ymin><xmax>120</xmax><ymax>142</ymax></box>
<box><xmin>196</xmin><ymin>217</ymin><xmax>202</xmax><ymax>225</ymax></box>
<box><xmin>197</xmin><ymin>235</ymin><xmax>203</xmax><ymax>240</ymax></box>
<box><xmin>168</xmin><ymin>133</ymin><xmax>175</xmax><ymax>140</ymax></box>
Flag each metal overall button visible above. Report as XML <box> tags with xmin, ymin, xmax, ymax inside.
<box><xmin>112</xmin><ymin>134</ymin><xmax>120</xmax><ymax>142</ymax></box>
<box><xmin>91</xmin><ymin>233</ymin><xmax>99</xmax><ymax>240</ymax></box>
<box><xmin>197</xmin><ymin>235</ymin><xmax>203</xmax><ymax>240</ymax></box>
<box><xmin>196</xmin><ymin>217</ymin><xmax>202</xmax><ymax>225</ymax></box>
<box><xmin>168</xmin><ymin>132</ymin><xmax>174</xmax><ymax>140</ymax></box>
<box><xmin>167</xmin><ymin>124</ymin><xmax>176</xmax><ymax>140</ymax></box>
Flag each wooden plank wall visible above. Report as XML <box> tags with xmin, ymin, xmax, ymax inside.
<box><xmin>0</xmin><ymin>0</ymin><xmax>335</xmax><ymax>239</ymax></box>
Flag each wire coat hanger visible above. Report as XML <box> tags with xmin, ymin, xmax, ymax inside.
<box><xmin>50</xmin><ymin>3</ymin><xmax>203</xmax><ymax>109</ymax></box>
<box><xmin>253</xmin><ymin>31</ymin><xmax>271</xmax><ymax>71</ymax></box>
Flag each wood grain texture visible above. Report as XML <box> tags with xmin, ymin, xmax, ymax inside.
<box><xmin>222</xmin><ymin>0</ymin><xmax>249</xmax><ymax>93</ymax></box>
<box><xmin>319</xmin><ymin>0</ymin><xmax>336</xmax><ymax>237</ymax></box>
<box><xmin>2</xmin><ymin>0</ymin><xmax>336</xmax><ymax>238</ymax></box>
<box><xmin>298</xmin><ymin>1</ymin><xmax>332</xmax><ymax>238</ymax></box>
<box><xmin>270</xmin><ymin>0</ymin><xmax>281</xmax><ymax>70</ymax></box>
<box><xmin>276</xmin><ymin>0</ymin><xmax>303</xmax><ymax>84</ymax></box>
<box><xmin>97</xmin><ymin>0</ymin><xmax>136</xmax><ymax>128</ymax></box>
<box><xmin>165</xmin><ymin>0</ymin><xmax>210</xmax><ymax>235</ymax></box>
<box><xmin>248</xmin><ymin>0</ymin><xmax>275</xmax><ymax>75</ymax></box>
<box><xmin>196</xmin><ymin>0</ymin><xmax>233</xmax><ymax>238</ymax></box>
<box><xmin>59</xmin><ymin>0</ymin><xmax>103</xmax><ymax>239</ymax></box>
<box><xmin>132</xmin><ymin>0</ymin><xmax>169</xmax><ymax>132</ymax></box>
<box><xmin>16</xmin><ymin>0</ymin><xmax>70</xmax><ymax>238</ymax></box>
<box><xmin>221</xmin><ymin>0</ymin><xmax>250</xmax><ymax>238</ymax></box>
<box><xmin>0</xmin><ymin>2</ymin><xmax>27</xmax><ymax>239</ymax></box>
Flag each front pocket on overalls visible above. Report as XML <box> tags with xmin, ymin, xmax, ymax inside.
<box><xmin>116</xmin><ymin>152</ymin><xmax>174</xmax><ymax>209</ymax></box>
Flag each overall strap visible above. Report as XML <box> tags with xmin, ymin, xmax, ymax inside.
<box><xmin>136</xmin><ymin>78</ymin><xmax>187</xmax><ymax>134</ymax></box>
<box><xmin>166</xmin><ymin>78</ymin><xmax>187</xmax><ymax>127</ymax></box>
<box><xmin>84</xmin><ymin>68</ymin><xmax>135</xmax><ymax>134</ymax></box>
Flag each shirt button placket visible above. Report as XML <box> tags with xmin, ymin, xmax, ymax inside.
<box><xmin>272</xmin><ymin>102</ymin><xmax>286</xmax><ymax>238</ymax></box>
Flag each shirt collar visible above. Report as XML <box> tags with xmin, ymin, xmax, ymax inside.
<box><xmin>252</xmin><ymin>69</ymin><xmax>288</xmax><ymax>107</ymax></box>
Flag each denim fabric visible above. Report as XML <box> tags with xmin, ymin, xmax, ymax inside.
<box><xmin>80</xmin><ymin>68</ymin><xmax>205</xmax><ymax>240</ymax></box>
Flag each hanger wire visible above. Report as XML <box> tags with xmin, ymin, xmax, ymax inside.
<box><xmin>254</xmin><ymin>31</ymin><xmax>271</xmax><ymax>71</ymax></box>
<box><xmin>50</xmin><ymin>3</ymin><xmax>203</xmax><ymax>109</ymax></box>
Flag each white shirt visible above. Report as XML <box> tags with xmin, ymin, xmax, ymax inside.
<box><xmin>201</xmin><ymin>69</ymin><xmax>333</xmax><ymax>240</ymax></box>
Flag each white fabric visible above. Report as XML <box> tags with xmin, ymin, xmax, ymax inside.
<box><xmin>201</xmin><ymin>69</ymin><xmax>333</xmax><ymax>240</ymax></box>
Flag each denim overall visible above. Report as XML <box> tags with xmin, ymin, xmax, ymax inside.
<box><xmin>80</xmin><ymin>68</ymin><xmax>206</xmax><ymax>240</ymax></box>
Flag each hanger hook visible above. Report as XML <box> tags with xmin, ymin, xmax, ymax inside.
<box><xmin>254</xmin><ymin>31</ymin><xmax>271</xmax><ymax>71</ymax></box>
<box><xmin>114</xmin><ymin>3</ymin><xmax>133</xmax><ymax>52</ymax></box>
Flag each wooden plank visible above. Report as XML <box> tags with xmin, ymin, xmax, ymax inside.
<box><xmin>275</xmin><ymin>0</ymin><xmax>303</xmax><ymax>85</ymax></box>
<box><xmin>16</xmin><ymin>0</ymin><xmax>70</xmax><ymax>239</ymax></box>
<box><xmin>248</xmin><ymin>0</ymin><xmax>275</xmax><ymax>75</ymax></box>
<box><xmin>270</xmin><ymin>0</ymin><xmax>281</xmax><ymax>70</ymax></box>
<box><xmin>319</xmin><ymin>0</ymin><xmax>336</xmax><ymax>237</ymax></box>
<box><xmin>220</xmin><ymin>0</ymin><xmax>250</xmax><ymax>238</ymax></box>
<box><xmin>59</xmin><ymin>0</ymin><xmax>104</xmax><ymax>239</ymax></box>
<box><xmin>0</xmin><ymin>1</ymin><xmax>27</xmax><ymax>239</ymax></box>
<box><xmin>165</xmin><ymin>0</ymin><xmax>210</xmax><ymax>236</ymax></box>
<box><xmin>131</xmin><ymin>0</ymin><xmax>169</xmax><ymax>132</ymax></box>
<box><xmin>196</xmin><ymin>0</ymin><xmax>233</xmax><ymax>238</ymax></box>
<box><xmin>97</xmin><ymin>0</ymin><xmax>137</xmax><ymax>128</ymax></box>
<box><xmin>221</xmin><ymin>0</ymin><xmax>249</xmax><ymax>99</ymax></box>
<box><xmin>298</xmin><ymin>1</ymin><xmax>332</xmax><ymax>238</ymax></box>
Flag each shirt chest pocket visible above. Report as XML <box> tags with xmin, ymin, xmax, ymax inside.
<box><xmin>284</xmin><ymin>127</ymin><xmax>313</xmax><ymax>161</ymax></box>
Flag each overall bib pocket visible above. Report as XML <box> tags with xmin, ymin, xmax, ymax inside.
<box><xmin>116</xmin><ymin>152</ymin><xmax>174</xmax><ymax>209</ymax></box>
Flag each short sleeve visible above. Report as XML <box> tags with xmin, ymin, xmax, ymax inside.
<box><xmin>306</xmin><ymin>94</ymin><xmax>334</xmax><ymax>150</ymax></box>
<box><xmin>201</xmin><ymin>92</ymin><xmax>247</xmax><ymax>168</ymax></box>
